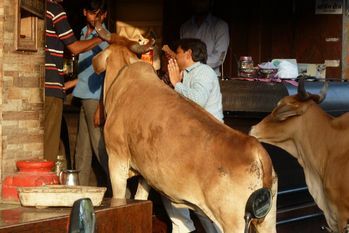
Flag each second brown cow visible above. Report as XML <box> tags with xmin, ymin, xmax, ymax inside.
<box><xmin>250</xmin><ymin>79</ymin><xmax>349</xmax><ymax>233</ymax></box>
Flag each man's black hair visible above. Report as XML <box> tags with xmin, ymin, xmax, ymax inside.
<box><xmin>83</xmin><ymin>0</ymin><xmax>107</xmax><ymax>13</ymax></box>
<box><xmin>174</xmin><ymin>38</ymin><xmax>208</xmax><ymax>64</ymax></box>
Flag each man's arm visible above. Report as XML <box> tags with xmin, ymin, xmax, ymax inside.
<box><xmin>206</xmin><ymin>20</ymin><xmax>230</xmax><ymax>70</ymax></box>
<box><xmin>64</xmin><ymin>79</ymin><xmax>78</xmax><ymax>90</ymax></box>
<box><xmin>50</xmin><ymin>3</ymin><xmax>104</xmax><ymax>56</ymax></box>
<box><xmin>168</xmin><ymin>60</ymin><xmax>212</xmax><ymax>107</ymax></box>
<box><xmin>175</xmin><ymin>76</ymin><xmax>210</xmax><ymax>107</ymax></box>
<box><xmin>67</xmin><ymin>37</ymin><xmax>103</xmax><ymax>56</ymax></box>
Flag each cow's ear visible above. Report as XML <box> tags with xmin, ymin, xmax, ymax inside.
<box><xmin>92</xmin><ymin>49</ymin><xmax>111</xmax><ymax>74</ymax></box>
<box><xmin>272</xmin><ymin>103</ymin><xmax>304</xmax><ymax>121</ymax></box>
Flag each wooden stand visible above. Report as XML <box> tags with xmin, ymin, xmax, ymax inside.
<box><xmin>0</xmin><ymin>198</ymin><xmax>152</xmax><ymax>233</ymax></box>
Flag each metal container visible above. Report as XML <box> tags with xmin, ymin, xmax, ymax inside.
<box><xmin>239</xmin><ymin>56</ymin><xmax>254</xmax><ymax>69</ymax></box>
<box><xmin>55</xmin><ymin>154</ymin><xmax>67</xmax><ymax>176</ymax></box>
<box><xmin>59</xmin><ymin>169</ymin><xmax>80</xmax><ymax>186</ymax></box>
<box><xmin>239</xmin><ymin>56</ymin><xmax>255</xmax><ymax>77</ymax></box>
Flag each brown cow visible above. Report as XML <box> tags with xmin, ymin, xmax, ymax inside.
<box><xmin>250</xmin><ymin>79</ymin><xmax>349</xmax><ymax>233</ymax></box>
<box><xmin>92</xmin><ymin>42</ymin><xmax>277</xmax><ymax>233</ymax></box>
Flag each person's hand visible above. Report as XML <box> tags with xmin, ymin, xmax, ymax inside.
<box><xmin>93</xmin><ymin>102</ymin><xmax>105</xmax><ymax>127</ymax></box>
<box><xmin>94</xmin><ymin>104</ymin><xmax>101</xmax><ymax>127</ymax></box>
<box><xmin>168</xmin><ymin>58</ymin><xmax>183</xmax><ymax>86</ymax></box>
<box><xmin>94</xmin><ymin>18</ymin><xmax>111</xmax><ymax>42</ymax></box>
<box><xmin>162</xmin><ymin>45</ymin><xmax>176</xmax><ymax>59</ymax></box>
<box><xmin>64</xmin><ymin>79</ymin><xmax>77</xmax><ymax>91</ymax></box>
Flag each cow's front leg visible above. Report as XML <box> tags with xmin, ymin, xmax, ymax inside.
<box><xmin>108</xmin><ymin>154</ymin><xmax>130</xmax><ymax>199</ymax></box>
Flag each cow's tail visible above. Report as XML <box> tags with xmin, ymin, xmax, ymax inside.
<box><xmin>257</xmin><ymin>145</ymin><xmax>273</xmax><ymax>189</ymax></box>
<box><xmin>259</xmin><ymin>143</ymin><xmax>278</xmax><ymax>229</ymax></box>
<box><xmin>247</xmin><ymin>144</ymin><xmax>277</xmax><ymax>233</ymax></box>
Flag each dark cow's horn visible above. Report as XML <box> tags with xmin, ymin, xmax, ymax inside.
<box><xmin>297</xmin><ymin>75</ymin><xmax>328</xmax><ymax>104</ymax></box>
<box><xmin>297</xmin><ymin>75</ymin><xmax>310</xmax><ymax>101</ymax></box>
<box><xmin>129</xmin><ymin>38</ymin><xmax>155</xmax><ymax>55</ymax></box>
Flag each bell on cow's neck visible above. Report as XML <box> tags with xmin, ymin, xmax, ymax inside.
<box><xmin>141</xmin><ymin>49</ymin><xmax>153</xmax><ymax>65</ymax></box>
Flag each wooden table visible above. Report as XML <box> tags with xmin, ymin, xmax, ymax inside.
<box><xmin>0</xmin><ymin>198</ymin><xmax>152</xmax><ymax>233</ymax></box>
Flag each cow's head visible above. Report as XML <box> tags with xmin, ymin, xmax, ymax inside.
<box><xmin>94</xmin><ymin>20</ymin><xmax>155</xmax><ymax>54</ymax></box>
<box><xmin>93</xmin><ymin>22</ymin><xmax>157</xmax><ymax>101</ymax></box>
<box><xmin>93</xmin><ymin>43</ymin><xmax>139</xmax><ymax>101</ymax></box>
<box><xmin>249</xmin><ymin>77</ymin><xmax>328</xmax><ymax>157</ymax></box>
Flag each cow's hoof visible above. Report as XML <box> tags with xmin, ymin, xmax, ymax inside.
<box><xmin>320</xmin><ymin>226</ymin><xmax>333</xmax><ymax>232</ymax></box>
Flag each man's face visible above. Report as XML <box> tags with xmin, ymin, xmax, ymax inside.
<box><xmin>191</xmin><ymin>0</ymin><xmax>211</xmax><ymax>15</ymax></box>
<box><xmin>83</xmin><ymin>9</ymin><xmax>107</xmax><ymax>27</ymax></box>
<box><xmin>175</xmin><ymin>46</ymin><xmax>191</xmax><ymax>70</ymax></box>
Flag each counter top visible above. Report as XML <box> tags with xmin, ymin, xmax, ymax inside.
<box><xmin>0</xmin><ymin>198</ymin><xmax>152</xmax><ymax>233</ymax></box>
<box><xmin>220</xmin><ymin>79</ymin><xmax>289</xmax><ymax>113</ymax></box>
<box><xmin>220</xmin><ymin>78</ymin><xmax>349</xmax><ymax>116</ymax></box>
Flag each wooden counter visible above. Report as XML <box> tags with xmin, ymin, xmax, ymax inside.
<box><xmin>0</xmin><ymin>198</ymin><xmax>152</xmax><ymax>233</ymax></box>
<box><xmin>220</xmin><ymin>79</ymin><xmax>289</xmax><ymax>113</ymax></box>
<box><xmin>220</xmin><ymin>78</ymin><xmax>349</xmax><ymax>116</ymax></box>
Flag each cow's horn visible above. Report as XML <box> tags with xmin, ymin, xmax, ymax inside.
<box><xmin>312</xmin><ymin>81</ymin><xmax>328</xmax><ymax>104</ymax></box>
<box><xmin>129</xmin><ymin>38</ymin><xmax>155</xmax><ymax>55</ymax></box>
<box><xmin>297</xmin><ymin>75</ymin><xmax>310</xmax><ymax>101</ymax></box>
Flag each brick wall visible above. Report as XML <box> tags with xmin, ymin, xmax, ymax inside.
<box><xmin>343</xmin><ymin>13</ymin><xmax>349</xmax><ymax>80</ymax></box>
<box><xmin>0</xmin><ymin>0</ymin><xmax>45</xmax><ymax>191</ymax></box>
<box><xmin>0</xmin><ymin>0</ymin><xmax>3</xmax><ymax>195</ymax></box>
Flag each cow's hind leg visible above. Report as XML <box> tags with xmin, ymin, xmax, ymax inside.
<box><xmin>344</xmin><ymin>219</ymin><xmax>349</xmax><ymax>233</ymax></box>
<box><xmin>337</xmin><ymin>210</ymin><xmax>349</xmax><ymax>233</ymax></box>
<box><xmin>254</xmin><ymin>172</ymin><xmax>278</xmax><ymax>233</ymax></box>
<box><xmin>108</xmin><ymin>150</ymin><xmax>130</xmax><ymax>199</ymax></box>
<box><xmin>134</xmin><ymin>177</ymin><xmax>151</xmax><ymax>200</ymax></box>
